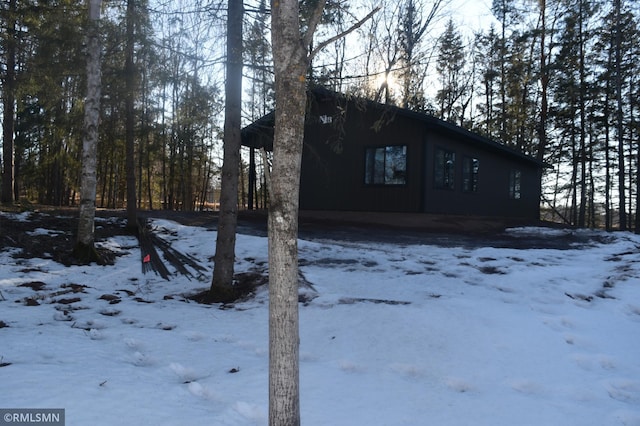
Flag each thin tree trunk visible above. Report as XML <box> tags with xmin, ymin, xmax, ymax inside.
<box><xmin>125</xmin><ymin>0</ymin><xmax>137</xmax><ymax>229</ymax></box>
<box><xmin>626</xmin><ymin>115</ymin><xmax>635</xmax><ymax>230</ymax></box>
<box><xmin>268</xmin><ymin>3</ymin><xmax>376</xmax><ymax>422</ymax></box>
<box><xmin>1</xmin><ymin>0</ymin><xmax>17</xmax><ymax>204</ymax></box>
<box><xmin>537</xmin><ymin>0</ymin><xmax>548</xmax><ymax>163</ymax></box>
<box><xmin>269</xmin><ymin>0</ymin><xmax>311</xmax><ymax>421</ymax></box>
<box><xmin>633</xmin><ymin>67</ymin><xmax>640</xmax><ymax>233</ymax></box>
<box><xmin>209</xmin><ymin>0</ymin><xmax>244</xmax><ymax>302</ymax></box>
<box><xmin>239</xmin><ymin>161</ymin><xmax>246</xmax><ymax>210</ymax></box>
<box><xmin>138</xmin><ymin>66</ymin><xmax>146</xmax><ymax>209</ymax></box>
<box><xmin>578</xmin><ymin>0</ymin><xmax>587</xmax><ymax>228</ymax></box>
<box><xmin>636</xmin><ymin>133</ymin><xmax>640</xmax><ymax>233</ymax></box>
<box><xmin>499</xmin><ymin>6</ymin><xmax>507</xmax><ymax>143</ymax></box>
<box><xmin>588</xmin><ymin>128</ymin><xmax>596</xmax><ymax>228</ymax></box>
<box><xmin>570</xmin><ymin>124</ymin><xmax>578</xmax><ymax>226</ymax></box>
<box><xmin>604</xmin><ymin>43</ymin><xmax>613</xmax><ymax>231</ymax></box>
<box><xmin>160</xmin><ymin>86</ymin><xmax>168</xmax><ymax>209</ymax></box>
<box><xmin>75</xmin><ymin>0</ymin><xmax>103</xmax><ymax>262</ymax></box>
<box><xmin>614</xmin><ymin>0</ymin><xmax>626</xmax><ymax>230</ymax></box>
<box><xmin>248</xmin><ymin>147</ymin><xmax>255</xmax><ymax>210</ymax></box>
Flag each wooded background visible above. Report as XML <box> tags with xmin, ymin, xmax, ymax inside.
<box><xmin>1</xmin><ymin>0</ymin><xmax>639</xmax><ymax>231</ymax></box>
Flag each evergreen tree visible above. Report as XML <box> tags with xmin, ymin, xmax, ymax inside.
<box><xmin>492</xmin><ymin>0</ymin><xmax>522</xmax><ymax>143</ymax></box>
<box><xmin>473</xmin><ymin>26</ymin><xmax>501</xmax><ymax>139</ymax></box>
<box><xmin>1</xmin><ymin>0</ymin><xmax>17</xmax><ymax>203</ymax></box>
<box><xmin>244</xmin><ymin>0</ymin><xmax>272</xmax><ymax>210</ymax></box>
<box><xmin>398</xmin><ymin>0</ymin><xmax>443</xmax><ymax>111</ymax></box>
<box><xmin>17</xmin><ymin>0</ymin><xmax>86</xmax><ymax>206</ymax></box>
<box><xmin>435</xmin><ymin>19</ymin><xmax>467</xmax><ymax>123</ymax></box>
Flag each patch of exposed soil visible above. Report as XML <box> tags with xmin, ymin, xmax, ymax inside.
<box><xmin>1</xmin><ymin>206</ymin><xmax>617</xmax><ymax>274</ymax></box>
<box><xmin>187</xmin><ymin>270</ymin><xmax>269</xmax><ymax>305</ymax></box>
<box><xmin>0</xmin><ymin>209</ymin><xmax>131</xmax><ymax>266</ymax></box>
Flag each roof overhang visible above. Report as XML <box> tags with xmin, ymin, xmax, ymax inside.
<box><xmin>241</xmin><ymin>87</ymin><xmax>548</xmax><ymax>170</ymax></box>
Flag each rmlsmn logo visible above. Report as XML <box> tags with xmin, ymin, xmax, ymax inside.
<box><xmin>0</xmin><ymin>409</ymin><xmax>65</xmax><ymax>426</ymax></box>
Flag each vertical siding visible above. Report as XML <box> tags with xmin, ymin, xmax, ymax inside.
<box><xmin>423</xmin><ymin>130</ymin><xmax>541</xmax><ymax>218</ymax></box>
<box><xmin>296</xmin><ymin>94</ymin><xmax>542</xmax><ymax>219</ymax></box>
<box><xmin>300</xmin><ymin>101</ymin><xmax>424</xmax><ymax>212</ymax></box>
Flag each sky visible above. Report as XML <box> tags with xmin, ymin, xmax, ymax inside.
<box><xmin>1</xmin><ymin>210</ymin><xmax>639</xmax><ymax>425</ymax></box>
<box><xmin>449</xmin><ymin>0</ymin><xmax>497</xmax><ymax>32</ymax></box>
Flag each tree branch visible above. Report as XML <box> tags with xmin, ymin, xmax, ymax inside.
<box><xmin>302</xmin><ymin>0</ymin><xmax>327</xmax><ymax>50</ymax></box>
<box><xmin>308</xmin><ymin>6</ymin><xmax>381</xmax><ymax>63</ymax></box>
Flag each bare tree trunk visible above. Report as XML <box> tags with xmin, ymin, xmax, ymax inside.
<box><xmin>209</xmin><ymin>0</ymin><xmax>243</xmax><ymax>302</ymax></box>
<box><xmin>269</xmin><ymin>0</ymin><xmax>311</xmax><ymax>422</ymax></box>
<box><xmin>614</xmin><ymin>0</ymin><xmax>626</xmax><ymax>230</ymax></box>
<box><xmin>636</xmin><ymin>135</ymin><xmax>640</xmax><ymax>233</ymax></box>
<box><xmin>268</xmin><ymin>3</ymin><xmax>376</xmax><ymax>422</ymax></box>
<box><xmin>248</xmin><ymin>147</ymin><xmax>255</xmax><ymax>210</ymax></box>
<box><xmin>537</xmin><ymin>0</ymin><xmax>548</xmax><ymax>163</ymax></box>
<box><xmin>1</xmin><ymin>0</ymin><xmax>17</xmax><ymax>204</ymax></box>
<box><xmin>75</xmin><ymin>0</ymin><xmax>103</xmax><ymax>262</ymax></box>
<box><xmin>125</xmin><ymin>0</ymin><xmax>137</xmax><ymax>229</ymax></box>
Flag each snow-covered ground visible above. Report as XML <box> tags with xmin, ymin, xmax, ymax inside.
<box><xmin>1</xmin><ymin>212</ymin><xmax>640</xmax><ymax>426</ymax></box>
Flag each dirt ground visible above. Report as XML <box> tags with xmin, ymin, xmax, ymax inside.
<box><xmin>0</xmin><ymin>207</ymin><xmax>132</xmax><ymax>266</ymax></box>
<box><xmin>1</xmin><ymin>205</ymin><xmax>613</xmax><ymax>268</ymax></box>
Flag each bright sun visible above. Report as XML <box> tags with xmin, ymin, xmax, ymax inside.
<box><xmin>372</xmin><ymin>71</ymin><xmax>400</xmax><ymax>96</ymax></box>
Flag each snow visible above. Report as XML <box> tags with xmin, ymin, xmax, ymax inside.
<box><xmin>1</xmin><ymin>212</ymin><xmax>640</xmax><ymax>426</ymax></box>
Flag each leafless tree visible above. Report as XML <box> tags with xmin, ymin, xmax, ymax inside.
<box><xmin>268</xmin><ymin>1</ymin><xmax>377</xmax><ymax>423</ymax></box>
<box><xmin>75</xmin><ymin>0</ymin><xmax>104</xmax><ymax>262</ymax></box>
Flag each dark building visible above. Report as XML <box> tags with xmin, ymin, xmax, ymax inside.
<box><xmin>242</xmin><ymin>88</ymin><xmax>545</xmax><ymax>220</ymax></box>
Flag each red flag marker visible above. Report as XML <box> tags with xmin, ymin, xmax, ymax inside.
<box><xmin>143</xmin><ymin>254</ymin><xmax>151</xmax><ymax>263</ymax></box>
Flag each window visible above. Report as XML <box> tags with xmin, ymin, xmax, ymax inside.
<box><xmin>509</xmin><ymin>169</ymin><xmax>521</xmax><ymax>199</ymax></box>
<box><xmin>364</xmin><ymin>145</ymin><xmax>407</xmax><ymax>185</ymax></box>
<box><xmin>462</xmin><ymin>157</ymin><xmax>479</xmax><ymax>192</ymax></box>
<box><xmin>434</xmin><ymin>147</ymin><xmax>455</xmax><ymax>190</ymax></box>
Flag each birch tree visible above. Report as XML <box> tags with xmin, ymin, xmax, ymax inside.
<box><xmin>74</xmin><ymin>0</ymin><xmax>103</xmax><ymax>263</ymax></box>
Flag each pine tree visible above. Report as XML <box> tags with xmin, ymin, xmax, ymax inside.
<box><xmin>398</xmin><ymin>0</ymin><xmax>444</xmax><ymax>111</ymax></box>
<box><xmin>244</xmin><ymin>0</ymin><xmax>272</xmax><ymax>210</ymax></box>
<box><xmin>16</xmin><ymin>0</ymin><xmax>86</xmax><ymax>206</ymax></box>
<box><xmin>435</xmin><ymin>19</ymin><xmax>467</xmax><ymax>123</ymax></box>
<box><xmin>473</xmin><ymin>26</ymin><xmax>501</xmax><ymax>139</ymax></box>
<box><xmin>1</xmin><ymin>0</ymin><xmax>17</xmax><ymax>203</ymax></box>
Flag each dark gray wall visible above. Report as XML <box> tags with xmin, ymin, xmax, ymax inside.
<box><xmin>298</xmin><ymin>96</ymin><xmax>542</xmax><ymax>220</ymax></box>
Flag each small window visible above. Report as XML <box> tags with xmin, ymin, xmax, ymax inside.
<box><xmin>509</xmin><ymin>169</ymin><xmax>521</xmax><ymax>199</ymax></box>
<box><xmin>434</xmin><ymin>147</ymin><xmax>455</xmax><ymax>190</ymax></box>
<box><xmin>364</xmin><ymin>145</ymin><xmax>407</xmax><ymax>185</ymax></box>
<box><xmin>462</xmin><ymin>157</ymin><xmax>479</xmax><ymax>192</ymax></box>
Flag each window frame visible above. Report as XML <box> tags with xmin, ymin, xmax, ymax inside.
<box><xmin>508</xmin><ymin>169</ymin><xmax>522</xmax><ymax>200</ymax></box>
<box><xmin>364</xmin><ymin>145</ymin><xmax>408</xmax><ymax>186</ymax></box>
<box><xmin>434</xmin><ymin>147</ymin><xmax>456</xmax><ymax>190</ymax></box>
<box><xmin>462</xmin><ymin>156</ymin><xmax>480</xmax><ymax>193</ymax></box>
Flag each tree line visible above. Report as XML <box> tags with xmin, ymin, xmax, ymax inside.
<box><xmin>1</xmin><ymin>0</ymin><xmax>640</xmax><ymax>231</ymax></box>
<box><xmin>309</xmin><ymin>0</ymin><xmax>640</xmax><ymax>231</ymax></box>
<box><xmin>1</xmin><ymin>0</ymin><xmax>226</xmax><ymax>213</ymax></box>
